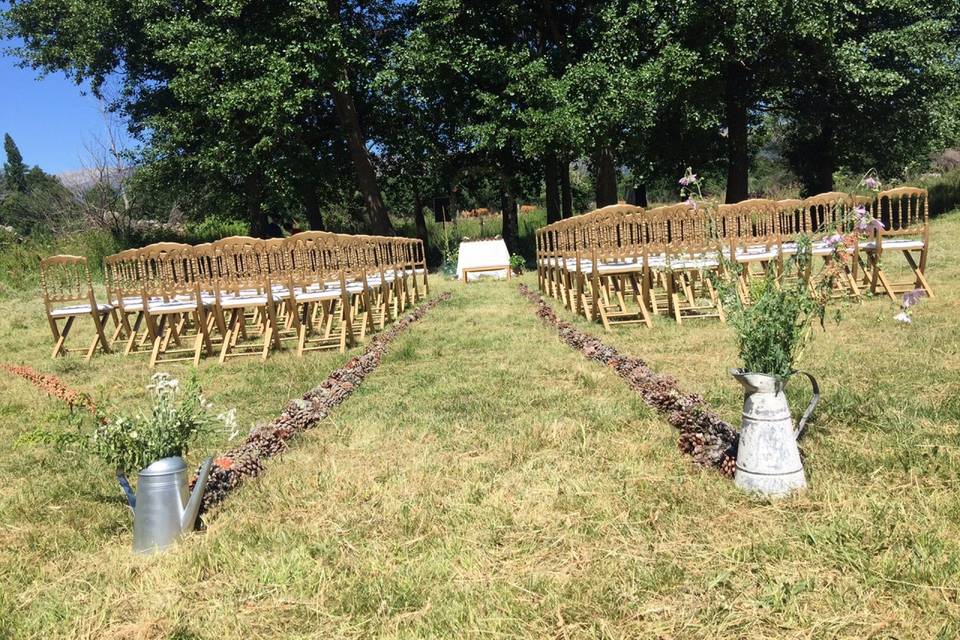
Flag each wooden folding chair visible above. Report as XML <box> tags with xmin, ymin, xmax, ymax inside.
<box><xmin>584</xmin><ymin>207</ymin><xmax>652</xmax><ymax>330</ymax></box>
<box><xmin>863</xmin><ymin>187</ymin><xmax>934</xmax><ymax>301</ymax></box>
<box><xmin>802</xmin><ymin>191</ymin><xmax>861</xmax><ymax>299</ymax></box>
<box><xmin>718</xmin><ymin>199</ymin><xmax>781</xmax><ymax>303</ymax></box>
<box><xmin>104</xmin><ymin>248</ymin><xmax>142</xmax><ymax>346</ymax></box>
<box><xmin>137</xmin><ymin>244</ymin><xmax>214</xmax><ymax>367</ymax></box>
<box><xmin>283</xmin><ymin>233</ymin><xmax>355</xmax><ymax>355</ymax></box>
<box><xmin>660</xmin><ymin>208</ymin><xmax>725</xmax><ymax>324</ymax></box>
<box><xmin>213</xmin><ymin>238</ymin><xmax>283</xmax><ymax>363</ymax></box>
<box><xmin>39</xmin><ymin>255</ymin><xmax>113</xmax><ymax>361</ymax></box>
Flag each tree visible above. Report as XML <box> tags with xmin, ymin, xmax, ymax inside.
<box><xmin>779</xmin><ymin>0</ymin><xmax>960</xmax><ymax>193</ymax></box>
<box><xmin>3</xmin><ymin>0</ymin><xmax>405</xmax><ymax>235</ymax></box>
<box><xmin>3</xmin><ymin>134</ymin><xmax>28</xmax><ymax>193</ymax></box>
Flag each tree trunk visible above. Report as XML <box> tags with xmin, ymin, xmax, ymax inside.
<box><xmin>544</xmin><ymin>151</ymin><xmax>562</xmax><ymax>223</ymax></box>
<box><xmin>413</xmin><ymin>186</ymin><xmax>429</xmax><ymax>257</ymax></box>
<box><xmin>500</xmin><ymin>171</ymin><xmax>519</xmax><ymax>255</ymax></box>
<box><xmin>593</xmin><ymin>147</ymin><xmax>618</xmax><ymax>207</ymax></box>
<box><xmin>327</xmin><ymin>0</ymin><xmax>393</xmax><ymax>235</ymax></box>
<box><xmin>560</xmin><ymin>156</ymin><xmax>573</xmax><ymax>218</ymax></box>
<box><xmin>724</xmin><ymin>61</ymin><xmax>750</xmax><ymax>204</ymax></box>
<box><xmin>808</xmin><ymin>128</ymin><xmax>835</xmax><ymax>195</ymax></box>
<box><xmin>301</xmin><ymin>182</ymin><xmax>325</xmax><ymax>230</ymax></box>
<box><xmin>245</xmin><ymin>171</ymin><xmax>268</xmax><ymax>238</ymax></box>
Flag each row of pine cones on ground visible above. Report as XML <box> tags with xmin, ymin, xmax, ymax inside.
<box><xmin>1</xmin><ymin>364</ymin><xmax>100</xmax><ymax>417</ymax></box>
<box><xmin>196</xmin><ymin>292</ymin><xmax>453</xmax><ymax>514</ymax></box>
<box><xmin>518</xmin><ymin>284</ymin><xmax>738</xmax><ymax>477</ymax></box>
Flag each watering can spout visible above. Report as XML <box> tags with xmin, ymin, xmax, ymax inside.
<box><xmin>180</xmin><ymin>457</ymin><xmax>213</xmax><ymax>533</ymax></box>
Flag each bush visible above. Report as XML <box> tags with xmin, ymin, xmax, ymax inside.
<box><xmin>184</xmin><ymin>216</ymin><xmax>249</xmax><ymax>244</ymax></box>
<box><xmin>924</xmin><ymin>168</ymin><xmax>960</xmax><ymax>217</ymax></box>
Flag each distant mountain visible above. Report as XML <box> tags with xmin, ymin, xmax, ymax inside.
<box><xmin>56</xmin><ymin>166</ymin><xmax>133</xmax><ymax>193</ymax></box>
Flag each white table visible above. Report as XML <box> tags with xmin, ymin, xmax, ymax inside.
<box><xmin>456</xmin><ymin>239</ymin><xmax>511</xmax><ymax>282</ymax></box>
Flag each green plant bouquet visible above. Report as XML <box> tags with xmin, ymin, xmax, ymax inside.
<box><xmin>509</xmin><ymin>253</ymin><xmax>525</xmax><ymax>275</ymax></box>
<box><xmin>717</xmin><ymin>239</ymin><xmax>826</xmax><ymax>379</ymax></box>
<box><xmin>91</xmin><ymin>372</ymin><xmax>235</xmax><ymax>475</ymax></box>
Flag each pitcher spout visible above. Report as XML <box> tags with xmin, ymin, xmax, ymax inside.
<box><xmin>181</xmin><ymin>457</ymin><xmax>213</xmax><ymax>533</ymax></box>
<box><xmin>730</xmin><ymin>368</ymin><xmax>785</xmax><ymax>395</ymax></box>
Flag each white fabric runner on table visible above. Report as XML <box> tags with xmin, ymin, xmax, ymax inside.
<box><xmin>456</xmin><ymin>239</ymin><xmax>510</xmax><ymax>281</ymax></box>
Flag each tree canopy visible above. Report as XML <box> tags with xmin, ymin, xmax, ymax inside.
<box><xmin>4</xmin><ymin>0</ymin><xmax>960</xmax><ymax>246</ymax></box>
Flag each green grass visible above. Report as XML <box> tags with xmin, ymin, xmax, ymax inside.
<box><xmin>2</xmin><ymin>214</ymin><xmax>960</xmax><ymax>638</ymax></box>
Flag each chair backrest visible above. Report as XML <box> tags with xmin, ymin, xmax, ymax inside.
<box><xmin>104</xmin><ymin>248</ymin><xmax>142</xmax><ymax>305</ymax></box>
<box><xmin>873</xmin><ymin>187</ymin><xmax>928</xmax><ymax>236</ymax></box>
<box><xmin>284</xmin><ymin>233</ymin><xmax>340</xmax><ymax>291</ymax></box>
<box><xmin>804</xmin><ymin>191</ymin><xmax>854</xmax><ymax>236</ymax></box>
<box><xmin>718</xmin><ymin>199</ymin><xmax>779</xmax><ymax>253</ymax></box>
<box><xmin>39</xmin><ymin>255</ymin><xmax>96</xmax><ymax>311</ymax></box>
<box><xmin>138</xmin><ymin>244</ymin><xmax>204</xmax><ymax>302</ymax></box>
<box><xmin>776</xmin><ymin>199</ymin><xmax>808</xmax><ymax>237</ymax></box>
<box><xmin>214</xmin><ymin>238</ymin><xmax>269</xmax><ymax>298</ymax></box>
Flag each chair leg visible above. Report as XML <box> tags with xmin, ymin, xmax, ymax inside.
<box><xmin>51</xmin><ymin>316</ymin><xmax>75</xmax><ymax>359</ymax></box>
<box><xmin>91</xmin><ymin>310</ymin><xmax>112</xmax><ymax>356</ymax></box>
<box><xmin>904</xmin><ymin>250</ymin><xmax>935</xmax><ymax>298</ymax></box>
<box><xmin>149</xmin><ymin>334</ymin><xmax>163</xmax><ymax>369</ymax></box>
<box><xmin>219</xmin><ymin>310</ymin><xmax>239</xmax><ymax>364</ymax></box>
<box><xmin>125</xmin><ymin>312</ymin><xmax>144</xmax><ymax>356</ymax></box>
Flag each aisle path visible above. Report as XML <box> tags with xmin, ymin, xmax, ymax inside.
<box><xmin>175</xmin><ymin>279</ymin><xmax>729</xmax><ymax>637</ymax></box>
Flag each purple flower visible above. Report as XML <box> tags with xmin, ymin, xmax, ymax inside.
<box><xmin>893</xmin><ymin>311</ymin><xmax>912</xmax><ymax>324</ymax></box>
<box><xmin>865</xmin><ymin>218</ymin><xmax>885</xmax><ymax>234</ymax></box>
<box><xmin>679</xmin><ymin>174</ymin><xmax>698</xmax><ymax>187</ymax></box>
<box><xmin>685</xmin><ymin>197</ymin><xmax>698</xmax><ymax>210</ymax></box>
<box><xmin>854</xmin><ymin>205</ymin><xmax>870</xmax><ymax>232</ymax></box>
<box><xmin>902</xmin><ymin>289</ymin><xmax>926</xmax><ymax>309</ymax></box>
<box><xmin>824</xmin><ymin>233</ymin><xmax>845</xmax><ymax>249</ymax></box>
<box><xmin>863</xmin><ymin>177</ymin><xmax>880</xmax><ymax>190</ymax></box>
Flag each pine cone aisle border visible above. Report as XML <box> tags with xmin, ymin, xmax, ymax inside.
<box><xmin>517</xmin><ymin>284</ymin><xmax>738</xmax><ymax>477</ymax></box>
<box><xmin>1</xmin><ymin>363</ymin><xmax>99</xmax><ymax>416</ymax></box>
<box><xmin>195</xmin><ymin>292</ymin><xmax>452</xmax><ymax>514</ymax></box>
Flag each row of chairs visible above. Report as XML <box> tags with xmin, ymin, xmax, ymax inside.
<box><xmin>535</xmin><ymin>187</ymin><xmax>933</xmax><ymax>330</ymax></box>
<box><xmin>39</xmin><ymin>232</ymin><xmax>428</xmax><ymax>365</ymax></box>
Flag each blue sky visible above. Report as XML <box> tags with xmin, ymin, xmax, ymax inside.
<box><xmin>1</xmin><ymin>46</ymin><xmax>132</xmax><ymax>175</ymax></box>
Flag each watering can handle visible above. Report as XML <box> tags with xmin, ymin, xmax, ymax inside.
<box><xmin>793</xmin><ymin>370</ymin><xmax>820</xmax><ymax>440</ymax></box>
<box><xmin>117</xmin><ymin>469</ymin><xmax>136</xmax><ymax>510</ymax></box>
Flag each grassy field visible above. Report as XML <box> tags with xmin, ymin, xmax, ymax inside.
<box><xmin>1</xmin><ymin>214</ymin><xmax>959</xmax><ymax>638</ymax></box>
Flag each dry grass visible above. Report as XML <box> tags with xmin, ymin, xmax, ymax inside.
<box><xmin>2</xmin><ymin>213</ymin><xmax>960</xmax><ymax>638</ymax></box>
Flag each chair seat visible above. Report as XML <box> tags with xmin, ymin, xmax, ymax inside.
<box><xmin>861</xmin><ymin>238</ymin><xmax>925</xmax><ymax>251</ymax></box>
<box><xmin>147</xmin><ymin>299</ymin><xmax>202</xmax><ymax>314</ymax></box>
<box><xmin>295</xmin><ymin>289</ymin><xmax>342</xmax><ymax>303</ymax></box>
<box><xmin>50</xmin><ymin>302</ymin><xmax>113</xmax><ymax>318</ymax></box>
<box><xmin>596</xmin><ymin>260</ymin><xmax>643</xmax><ymax>274</ymax></box>
<box><xmin>111</xmin><ymin>295</ymin><xmax>144</xmax><ymax>308</ymax></box>
<box><xmin>218</xmin><ymin>293</ymin><xmax>286</xmax><ymax>309</ymax></box>
<box><xmin>735</xmin><ymin>249</ymin><xmax>778</xmax><ymax>262</ymax></box>
<box><xmin>670</xmin><ymin>258</ymin><xmax>720</xmax><ymax>269</ymax></box>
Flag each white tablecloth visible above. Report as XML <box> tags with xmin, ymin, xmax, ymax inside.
<box><xmin>456</xmin><ymin>239</ymin><xmax>510</xmax><ymax>281</ymax></box>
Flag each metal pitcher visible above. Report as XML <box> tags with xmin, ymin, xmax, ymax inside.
<box><xmin>119</xmin><ymin>456</ymin><xmax>213</xmax><ymax>554</ymax></box>
<box><xmin>731</xmin><ymin>369</ymin><xmax>819</xmax><ymax>498</ymax></box>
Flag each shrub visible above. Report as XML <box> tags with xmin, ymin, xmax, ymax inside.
<box><xmin>184</xmin><ymin>216</ymin><xmax>249</xmax><ymax>244</ymax></box>
<box><xmin>925</xmin><ymin>168</ymin><xmax>960</xmax><ymax>217</ymax></box>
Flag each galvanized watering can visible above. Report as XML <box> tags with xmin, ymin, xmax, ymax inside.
<box><xmin>731</xmin><ymin>370</ymin><xmax>819</xmax><ymax>498</ymax></box>
<box><xmin>119</xmin><ymin>456</ymin><xmax>213</xmax><ymax>554</ymax></box>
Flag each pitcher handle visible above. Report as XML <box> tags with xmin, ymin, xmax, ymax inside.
<box><xmin>117</xmin><ymin>469</ymin><xmax>136</xmax><ymax>510</ymax></box>
<box><xmin>793</xmin><ymin>370</ymin><xmax>820</xmax><ymax>440</ymax></box>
